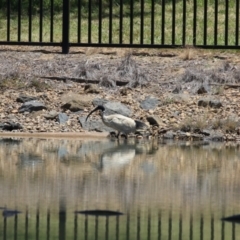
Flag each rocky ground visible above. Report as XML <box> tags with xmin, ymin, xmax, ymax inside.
<box><xmin>0</xmin><ymin>46</ymin><xmax>240</xmax><ymax>141</ymax></box>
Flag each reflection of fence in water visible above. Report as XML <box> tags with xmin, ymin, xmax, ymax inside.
<box><xmin>1</xmin><ymin>209</ymin><xmax>238</xmax><ymax>240</ymax></box>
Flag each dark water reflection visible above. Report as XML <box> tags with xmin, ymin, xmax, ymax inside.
<box><xmin>0</xmin><ymin>137</ymin><xmax>240</xmax><ymax>239</ymax></box>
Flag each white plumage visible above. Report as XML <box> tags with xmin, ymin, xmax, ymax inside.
<box><xmin>86</xmin><ymin>105</ymin><xmax>146</xmax><ymax>138</ymax></box>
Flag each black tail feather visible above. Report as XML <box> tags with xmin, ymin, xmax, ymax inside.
<box><xmin>135</xmin><ymin>120</ymin><xmax>147</xmax><ymax>130</ymax></box>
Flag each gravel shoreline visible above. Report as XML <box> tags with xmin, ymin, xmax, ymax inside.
<box><xmin>1</xmin><ymin>46</ymin><xmax>240</xmax><ymax>141</ymax></box>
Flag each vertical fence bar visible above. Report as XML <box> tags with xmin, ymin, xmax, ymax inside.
<box><xmin>7</xmin><ymin>0</ymin><xmax>10</xmax><ymax>41</ymax></box>
<box><xmin>50</xmin><ymin>0</ymin><xmax>54</xmax><ymax>42</ymax></box>
<box><xmin>88</xmin><ymin>0</ymin><xmax>92</xmax><ymax>43</ymax></box>
<box><xmin>25</xmin><ymin>210</ymin><xmax>29</xmax><ymax>240</ymax></box>
<box><xmin>116</xmin><ymin>216</ymin><xmax>119</xmax><ymax>240</ymax></box>
<box><xmin>126</xmin><ymin>213</ymin><xmax>130</xmax><ymax>240</ymax></box>
<box><xmin>168</xmin><ymin>211</ymin><xmax>172</xmax><ymax>240</ymax></box>
<box><xmin>203</xmin><ymin>0</ymin><xmax>207</xmax><ymax>45</ymax></box>
<box><xmin>18</xmin><ymin>0</ymin><xmax>21</xmax><ymax>41</ymax></box>
<box><xmin>28</xmin><ymin>0</ymin><xmax>32</xmax><ymax>41</ymax></box>
<box><xmin>214</xmin><ymin>0</ymin><xmax>218</xmax><ymax>45</ymax></box>
<box><xmin>200</xmin><ymin>214</ymin><xmax>204</xmax><ymax>240</ymax></box>
<box><xmin>189</xmin><ymin>214</ymin><xmax>193</xmax><ymax>240</ymax></box>
<box><xmin>130</xmin><ymin>0</ymin><xmax>134</xmax><ymax>44</ymax></box>
<box><xmin>36</xmin><ymin>209</ymin><xmax>40</xmax><ymax>240</ymax></box>
<box><xmin>47</xmin><ymin>210</ymin><xmax>50</xmax><ymax>240</ymax></box>
<box><xmin>98</xmin><ymin>0</ymin><xmax>102</xmax><ymax>43</ymax></box>
<box><xmin>158</xmin><ymin>211</ymin><xmax>161</xmax><ymax>240</ymax></box>
<box><xmin>109</xmin><ymin>0</ymin><xmax>113</xmax><ymax>43</ymax></box>
<box><xmin>74</xmin><ymin>214</ymin><xmax>77</xmax><ymax>240</ymax></box>
<box><xmin>95</xmin><ymin>216</ymin><xmax>98</xmax><ymax>239</ymax></box>
<box><xmin>225</xmin><ymin>0</ymin><xmax>229</xmax><ymax>45</ymax></box>
<box><xmin>84</xmin><ymin>216</ymin><xmax>88</xmax><ymax>240</ymax></box>
<box><xmin>179</xmin><ymin>214</ymin><xmax>182</xmax><ymax>240</ymax></box>
<box><xmin>78</xmin><ymin>0</ymin><xmax>81</xmax><ymax>43</ymax></box>
<box><xmin>59</xmin><ymin>199</ymin><xmax>66</xmax><ymax>240</ymax></box>
<box><xmin>182</xmin><ymin>0</ymin><xmax>186</xmax><ymax>45</ymax></box>
<box><xmin>105</xmin><ymin>216</ymin><xmax>109</xmax><ymax>240</ymax></box>
<box><xmin>3</xmin><ymin>217</ymin><xmax>7</xmax><ymax>240</ymax></box>
<box><xmin>62</xmin><ymin>0</ymin><xmax>69</xmax><ymax>53</ymax></box>
<box><xmin>147</xmin><ymin>211</ymin><xmax>151</xmax><ymax>240</ymax></box>
<box><xmin>236</xmin><ymin>0</ymin><xmax>239</xmax><ymax>45</ymax></box>
<box><xmin>211</xmin><ymin>215</ymin><xmax>214</xmax><ymax>240</ymax></box>
<box><xmin>232</xmin><ymin>223</ymin><xmax>235</xmax><ymax>240</ymax></box>
<box><xmin>193</xmin><ymin>0</ymin><xmax>197</xmax><ymax>45</ymax></box>
<box><xmin>14</xmin><ymin>214</ymin><xmax>18</xmax><ymax>240</ymax></box>
<box><xmin>39</xmin><ymin>0</ymin><xmax>43</xmax><ymax>42</ymax></box>
<box><xmin>221</xmin><ymin>221</ymin><xmax>225</xmax><ymax>240</ymax></box>
<box><xmin>151</xmin><ymin>0</ymin><xmax>154</xmax><ymax>44</ymax></box>
<box><xmin>140</xmin><ymin>0</ymin><xmax>144</xmax><ymax>44</ymax></box>
<box><xmin>137</xmin><ymin>210</ymin><xmax>141</xmax><ymax>240</ymax></box>
<box><xmin>119</xmin><ymin>0</ymin><xmax>123</xmax><ymax>44</ymax></box>
<box><xmin>172</xmin><ymin>0</ymin><xmax>176</xmax><ymax>44</ymax></box>
<box><xmin>161</xmin><ymin>0</ymin><xmax>165</xmax><ymax>44</ymax></box>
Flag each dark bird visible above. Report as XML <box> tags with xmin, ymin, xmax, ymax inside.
<box><xmin>86</xmin><ymin>105</ymin><xmax>146</xmax><ymax>138</ymax></box>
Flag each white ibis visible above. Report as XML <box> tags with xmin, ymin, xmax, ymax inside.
<box><xmin>85</xmin><ymin>105</ymin><xmax>146</xmax><ymax>138</ymax></box>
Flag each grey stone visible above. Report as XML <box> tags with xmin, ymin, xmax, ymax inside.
<box><xmin>16</xmin><ymin>95</ymin><xmax>38</xmax><ymax>103</ymax></box>
<box><xmin>104</xmin><ymin>101</ymin><xmax>132</xmax><ymax>117</ymax></box>
<box><xmin>209</xmin><ymin>100</ymin><xmax>222</xmax><ymax>109</ymax></box>
<box><xmin>92</xmin><ymin>98</ymin><xmax>109</xmax><ymax>107</ymax></box>
<box><xmin>18</xmin><ymin>100</ymin><xmax>47</xmax><ymax>113</ymax></box>
<box><xmin>57</xmin><ymin>113</ymin><xmax>69</xmax><ymax>124</ymax></box>
<box><xmin>61</xmin><ymin>93</ymin><xmax>92</xmax><ymax>112</ymax></box>
<box><xmin>163</xmin><ymin>131</ymin><xmax>175</xmax><ymax>139</ymax></box>
<box><xmin>140</xmin><ymin>96</ymin><xmax>160</xmax><ymax>110</ymax></box>
<box><xmin>0</xmin><ymin>122</ymin><xmax>23</xmax><ymax>131</ymax></box>
<box><xmin>205</xmin><ymin>131</ymin><xmax>225</xmax><ymax>141</ymax></box>
<box><xmin>79</xmin><ymin>116</ymin><xmax>113</xmax><ymax>132</ymax></box>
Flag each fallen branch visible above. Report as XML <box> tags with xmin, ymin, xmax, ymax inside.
<box><xmin>209</xmin><ymin>83</ymin><xmax>240</xmax><ymax>88</ymax></box>
<box><xmin>39</xmin><ymin>76</ymin><xmax>129</xmax><ymax>86</ymax></box>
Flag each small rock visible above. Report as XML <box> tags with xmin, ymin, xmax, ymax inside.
<box><xmin>146</xmin><ymin>115</ymin><xmax>162</xmax><ymax>126</ymax></box>
<box><xmin>84</xmin><ymin>84</ymin><xmax>100</xmax><ymax>94</ymax></box>
<box><xmin>44</xmin><ymin>110</ymin><xmax>58</xmax><ymax>120</ymax></box>
<box><xmin>196</xmin><ymin>85</ymin><xmax>208</xmax><ymax>94</ymax></box>
<box><xmin>198</xmin><ymin>99</ymin><xmax>209</xmax><ymax>107</ymax></box>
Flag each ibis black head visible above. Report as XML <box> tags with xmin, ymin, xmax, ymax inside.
<box><xmin>85</xmin><ymin>105</ymin><xmax>105</xmax><ymax>122</ymax></box>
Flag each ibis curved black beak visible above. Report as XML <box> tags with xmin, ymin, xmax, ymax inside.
<box><xmin>85</xmin><ymin>105</ymin><xmax>105</xmax><ymax>122</ymax></box>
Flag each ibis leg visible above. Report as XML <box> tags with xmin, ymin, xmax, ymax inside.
<box><xmin>116</xmin><ymin>131</ymin><xmax>121</xmax><ymax>139</ymax></box>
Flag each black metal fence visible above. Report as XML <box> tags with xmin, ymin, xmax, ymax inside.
<box><xmin>1</xmin><ymin>209</ymin><xmax>239</xmax><ymax>240</ymax></box>
<box><xmin>0</xmin><ymin>0</ymin><xmax>239</xmax><ymax>53</ymax></box>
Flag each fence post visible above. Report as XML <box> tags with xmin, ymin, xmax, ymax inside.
<box><xmin>62</xmin><ymin>0</ymin><xmax>69</xmax><ymax>54</ymax></box>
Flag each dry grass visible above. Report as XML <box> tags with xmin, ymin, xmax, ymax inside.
<box><xmin>179</xmin><ymin>115</ymin><xmax>209</xmax><ymax>132</ymax></box>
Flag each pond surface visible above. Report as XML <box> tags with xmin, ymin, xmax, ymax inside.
<box><xmin>0</xmin><ymin>137</ymin><xmax>240</xmax><ymax>239</ymax></box>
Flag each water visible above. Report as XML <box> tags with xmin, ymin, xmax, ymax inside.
<box><xmin>0</xmin><ymin>137</ymin><xmax>240</xmax><ymax>239</ymax></box>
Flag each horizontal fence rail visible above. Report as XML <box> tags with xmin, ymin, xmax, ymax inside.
<box><xmin>0</xmin><ymin>0</ymin><xmax>239</xmax><ymax>53</ymax></box>
<box><xmin>0</xmin><ymin>209</ymin><xmax>239</xmax><ymax>240</ymax></box>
